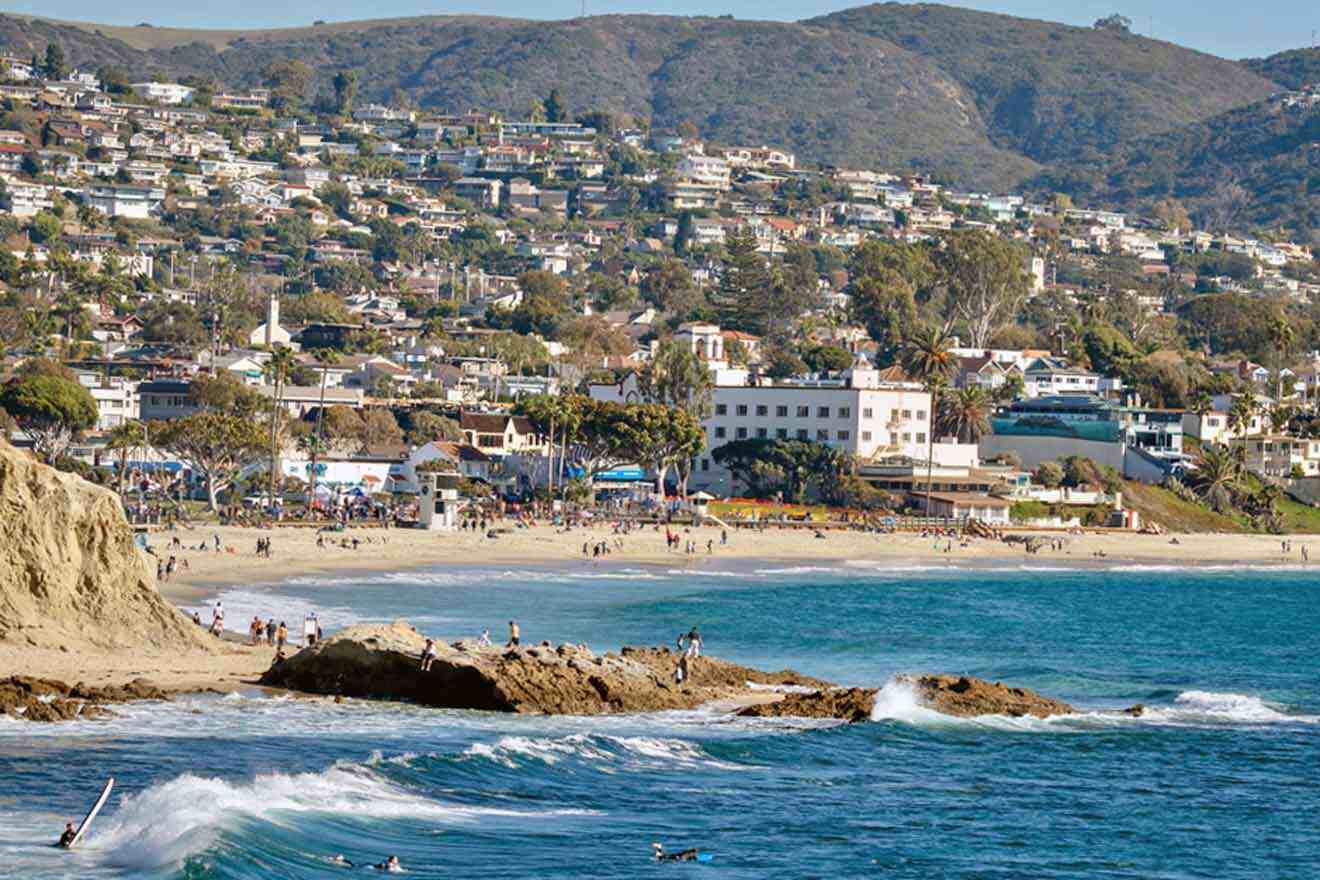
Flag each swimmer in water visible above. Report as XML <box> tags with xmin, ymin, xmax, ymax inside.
<box><xmin>652</xmin><ymin>842</ymin><xmax>700</xmax><ymax>862</ymax></box>
<box><xmin>374</xmin><ymin>855</ymin><xmax>402</xmax><ymax>872</ymax></box>
<box><xmin>330</xmin><ymin>854</ymin><xmax>354</xmax><ymax>867</ymax></box>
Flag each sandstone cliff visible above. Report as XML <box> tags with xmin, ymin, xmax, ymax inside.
<box><xmin>0</xmin><ymin>441</ymin><xmax>209</xmax><ymax>651</ymax></box>
<box><xmin>259</xmin><ymin>622</ymin><xmax>828</xmax><ymax>714</ymax></box>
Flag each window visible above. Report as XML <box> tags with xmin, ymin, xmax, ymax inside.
<box><xmin>756</xmin><ymin>428</ymin><xmax>767</xmax><ymax>439</ymax></box>
<box><xmin>817</xmin><ymin>430</ymin><xmax>829</xmax><ymax>441</ymax></box>
<box><xmin>818</xmin><ymin>406</ymin><xmax>830</xmax><ymax>418</ymax></box>
<box><xmin>916</xmin><ymin>410</ymin><xmax>926</xmax><ymax>421</ymax></box>
<box><xmin>862</xmin><ymin>408</ymin><xmax>873</xmax><ymax>419</ymax></box>
<box><xmin>756</xmin><ymin>405</ymin><xmax>768</xmax><ymax>416</ymax></box>
<box><xmin>916</xmin><ymin>432</ymin><xmax>926</xmax><ymax>444</ymax></box>
<box><xmin>715</xmin><ymin>427</ymin><xmax>726</xmax><ymax>439</ymax></box>
<box><xmin>797</xmin><ymin>406</ymin><xmax>809</xmax><ymax>418</ymax></box>
<box><xmin>715</xmin><ymin>404</ymin><xmax>727</xmax><ymax>416</ymax></box>
<box><xmin>736</xmin><ymin>427</ymin><xmax>748</xmax><ymax>439</ymax></box>
<box><xmin>776</xmin><ymin>405</ymin><xmax>788</xmax><ymax>417</ymax></box>
<box><xmin>796</xmin><ymin>429</ymin><xmax>808</xmax><ymax>440</ymax></box>
<box><xmin>776</xmin><ymin>428</ymin><xmax>788</xmax><ymax>439</ymax></box>
<box><xmin>1208</xmin><ymin>418</ymin><xmax>1220</xmax><ymax>427</ymax></box>
<box><xmin>838</xmin><ymin>407</ymin><xmax>850</xmax><ymax>418</ymax></box>
<box><xmin>861</xmin><ymin>431</ymin><xmax>872</xmax><ymax>442</ymax></box>
<box><xmin>902</xmin><ymin>409</ymin><xmax>912</xmax><ymax>419</ymax></box>
<box><xmin>837</xmin><ymin>430</ymin><xmax>850</xmax><ymax>441</ymax></box>
<box><xmin>736</xmin><ymin>405</ymin><xmax>748</xmax><ymax>416</ymax></box>
<box><xmin>701</xmin><ymin>458</ymin><xmax>710</xmax><ymax>472</ymax></box>
<box><xmin>902</xmin><ymin>432</ymin><xmax>912</xmax><ymax>443</ymax></box>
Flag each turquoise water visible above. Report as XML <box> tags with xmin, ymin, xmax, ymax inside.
<box><xmin>3</xmin><ymin>561</ymin><xmax>1318</xmax><ymax>878</ymax></box>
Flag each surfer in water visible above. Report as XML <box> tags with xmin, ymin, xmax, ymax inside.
<box><xmin>330</xmin><ymin>854</ymin><xmax>354</xmax><ymax>867</ymax></box>
<box><xmin>57</xmin><ymin>823</ymin><xmax>76</xmax><ymax>848</ymax></box>
<box><xmin>374</xmin><ymin>855</ymin><xmax>403</xmax><ymax>872</ymax></box>
<box><xmin>652</xmin><ymin>842</ymin><xmax>701</xmax><ymax>862</ymax></box>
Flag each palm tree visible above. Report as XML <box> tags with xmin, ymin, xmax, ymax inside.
<box><xmin>1269</xmin><ymin>403</ymin><xmax>1297</xmax><ymax>435</ymax></box>
<box><xmin>901</xmin><ymin>325</ymin><xmax>955</xmax><ymax>518</ymax></box>
<box><xmin>1227</xmin><ymin>394</ymin><xmax>1257</xmax><ymax>439</ymax></box>
<box><xmin>263</xmin><ymin>345</ymin><xmax>298</xmax><ymax>516</ymax></box>
<box><xmin>1267</xmin><ymin>312</ymin><xmax>1295</xmax><ymax>403</ymax></box>
<box><xmin>105</xmin><ymin>420</ymin><xmax>148</xmax><ymax>496</ymax></box>
<box><xmin>938</xmin><ymin>386</ymin><xmax>993</xmax><ymax>444</ymax></box>
<box><xmin>1190</xmin><ymin>390</ymin><xmax>1213</xmax><ymax>418</ymax></box>
<box><xmin>307</xmin><ymin>348</ymin><xmax>340</xmax><ymax>516</ymax></box>
<box><xmin>1191</xmin><ymin>447</ymin><xmax>1242</xmax><ymax>514</ymax></box>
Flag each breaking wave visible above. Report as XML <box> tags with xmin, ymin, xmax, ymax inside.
<box><xmin>461</xmin><ymin>733</ymin><xmax>750</xmax><ymax>771</ymax></box>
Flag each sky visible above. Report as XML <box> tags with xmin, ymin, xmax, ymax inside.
<box><xmin>8</xmin><ymin>0</ymin><xmax>1318</xmax><ymax>59</ymax></box>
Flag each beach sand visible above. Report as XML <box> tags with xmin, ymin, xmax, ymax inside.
<box><xmin>7</xmin><ymin>522</ymin><xmax>1313</xmax><ymax>693</ymax></box>
<box><xmin>159</xmin><ymin>521</ymin><xmax>1317</xmax><ymax>602</ymax></box>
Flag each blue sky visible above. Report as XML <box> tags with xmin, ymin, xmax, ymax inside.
<box><xmin>11</xmin><ymin>0</ymin><xmax>1317</xmax><ymax>59</ymax></box>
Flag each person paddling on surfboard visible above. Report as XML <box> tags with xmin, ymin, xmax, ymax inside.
<box><xmin>57</xmin><ymin>823</ymin><xmax>76</xmax><ymax>848</ymax></box>
<box><xmin>652</xmin><ymin>842</ymin><xmax>702</xmax><ymax>862</ymax></box>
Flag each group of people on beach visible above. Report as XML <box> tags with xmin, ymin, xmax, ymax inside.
<box><xmin>246</xmin><ymin>616</ymin><xmax>289</xmax><ymax>649</ymax></box>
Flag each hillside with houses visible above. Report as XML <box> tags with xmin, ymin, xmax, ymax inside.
<box><xmin>0</xmin><ymin>25</ymin><xmax>1319</xmax><ymax>534</ymax></box>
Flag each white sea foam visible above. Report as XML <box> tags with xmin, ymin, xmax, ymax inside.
<box><xmin>745</xmin><ymin>682</ymin><xmax>819</xmax><ymax>694</ymax></box>
<box><xmin>81</xmin><ymin>763</ymin><xmax>596</xmax><ymax>873</ymax></box>
<box><xmin>1134</xmin><ymin>690</ymin><xmax>1316</xmax><ymax>726</ymax></box>
<box><xmin>461</xmin><ymin>733</ymin><xmax>747</xmax><ymax>771</ymax></box>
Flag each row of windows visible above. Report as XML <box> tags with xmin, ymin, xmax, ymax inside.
<box><xmin>711</xmin><ymin>426</ymin><xmax>926</xmax><ymax>444</ymax></box>
<box><xmin>713</xmin><ymin>404</ymin><xmax>925</xmax><ymax>420</ymax></box>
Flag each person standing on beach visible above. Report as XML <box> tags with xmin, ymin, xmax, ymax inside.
<box><xmin>506</xmin><ymin>620</ymin><xmax>520</xmax><ymax>648</ymax></box>
<box><xmin>276</xmin><ymin>621</ymin><xmax>288</xmax><ymax>650</ymax></box>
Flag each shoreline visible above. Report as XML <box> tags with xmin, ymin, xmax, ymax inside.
<box><xmin>6</xmin><ymin>523</ymin><xmax>1318</xmax><ymax>698</ymax></box>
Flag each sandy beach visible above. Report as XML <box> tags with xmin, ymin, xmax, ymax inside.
<box><xmin>159</xmin><ymin>521</ymin><xmax>1320</xmax><ymax>602</ymax></box>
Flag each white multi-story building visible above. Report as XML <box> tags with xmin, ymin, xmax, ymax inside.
<box><xmin>591</xmin><ymin>352</ymin><xmax>970</xmax><ymax>496</ymax></box>
<box><xmin>676</xmin><ymin>154</ymin><xmax>731</xmax><ymax>191</ymax></box>
<box><xmin>76</xmin><ymin>372</ymin><xmax>139</xmax><ymax>430</ymax></box>
<box><xmin>131</xmin><ymin>82</ymin><xmax>196</xmax><ymax>105</ymax></box>
<box><xmin>84</xmin><ymin>185</ymin><xmax>166</xmax><ymax>219</ymax></box>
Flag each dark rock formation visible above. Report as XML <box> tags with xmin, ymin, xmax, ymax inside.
<box><xmin>741</xmin><ymin>675</ymin><xmax>1075</xmax><ymax>723</ymax></box>
<box><xmin>897</xmin><ymin>674</ymin><xmax>1075</xmax><ymax>718</ymax></box>
<box><xmin>738</xmin><ymin>687</ymin><xmax>878</xmax><ymax>723</ymax></box>
<box><xmin>259</xmin><ymin>622</ymin><xmax>828</xmax><ymax>715</ymax></box>
<box><xmin>0</xmin><ymin>675</ymin><xmax>169</xmax><ymax>722</ymax></box>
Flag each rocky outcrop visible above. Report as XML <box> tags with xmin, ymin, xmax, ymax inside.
<box><xmin>0</xmin><ymin>441</ymin><xmax>209</xmax><ymax>651</ymax></box>
<box><xmin>0</xmin><ymin>675</ymin><xmax>169</xmax><ymax>722</ymax></box>
<box><xmin>259</xmin><ymin>622</ymin><xmax>829</xmax><ymax>715</ymax></box>
<box><xmin>898</xmin><ymin>674</ymin><xmax>1075</xmax><ymax>718</ymax></box>
<box><xmin>739</xmin><ymin>687</ymin><xmax>878</xmax><ymax>723</ymax></box>
<box><xmin>740</xmin><ymin>675</ymin><xmax>1075</xmax><ymax>723</ymax></box>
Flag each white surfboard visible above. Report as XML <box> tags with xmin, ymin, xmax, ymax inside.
<box><xmin>67</xmin><ymin>777</ymin><xmax>114</xmax><ymax>849</ymax></box>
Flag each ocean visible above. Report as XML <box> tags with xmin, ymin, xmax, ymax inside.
<box><xmin>2</xmin><ymin>560</ymin><xmax>1317</xmax><ymax>879</ymax></box>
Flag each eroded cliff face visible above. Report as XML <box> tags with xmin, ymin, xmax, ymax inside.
<box><xmin>0</xmin><ymin>441</ymin><xmax>209</xmax><ymax>651</ymax></box>
<box><xmin>259</xmin><ymin>622</ymin><xmax>828</xmax><ymax>715</ymax></box>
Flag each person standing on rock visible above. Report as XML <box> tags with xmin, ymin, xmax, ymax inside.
<box><xmin>685</xmin><ymin>627</ymin><xmax>702</xmax><ymax>659</ymax></box>
<box><xmin>506</xmin><ymin>620</ymin><xmax>520</xmax><ymax>648</ymax></box>
<box><xmin>420</xmin><ymin>638</ymin><xmax>438</xmax><ymax>671</ymax></box>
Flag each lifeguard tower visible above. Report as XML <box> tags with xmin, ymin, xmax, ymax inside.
<box><xmin>418</xmin><ymin>471</ymin><xmax>462</xmax><ymax>531</ymax></box>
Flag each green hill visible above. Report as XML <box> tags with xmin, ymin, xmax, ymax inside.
<box><xmin>806</xmin><ymin>3</ymin><xmax>1277</xmax><ymax>165</ymax></box>
<box><xmin>1244</xmin><ymin>47</ymin><xmax>1320</xmax><ymax>90</ymax></box>
<box><xmin>1031</xmin><ymin>95</ymin><xmax>1320</xmax><ymax>238</ymax></box>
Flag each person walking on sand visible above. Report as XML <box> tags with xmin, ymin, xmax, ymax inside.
<box><xmin>506</xmin><ymin>620</ymin><xmax>520</xmax><ymax>648</ymax></box>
